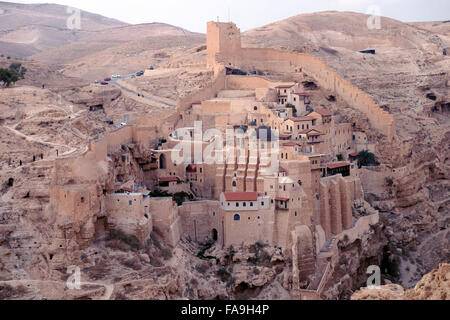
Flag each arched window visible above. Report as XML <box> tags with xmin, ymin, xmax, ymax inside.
<box><xmin>234</xmin><ymin>214</ymin><xmax>241</xmax><ymax>221</ymax></box>
<box><xmin>159</xmin><ymin>154</ymin><xmax>167</xmax><ymax>169</ymax></box>
<box><xmin>232</xmin><ymin>181</ymin><xmax>237</xmax><ymax>187</ymax></box>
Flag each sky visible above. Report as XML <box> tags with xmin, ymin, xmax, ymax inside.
<box><xmin>7</xmin><ymin>0</ymin><xmax>450</xmax><ymax>33</ymax></box>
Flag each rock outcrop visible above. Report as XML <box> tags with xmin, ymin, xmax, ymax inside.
<box><xmin>352</xmin><ymin>263</ymin><xmax>449</xmax><ymax>300</ymax></box>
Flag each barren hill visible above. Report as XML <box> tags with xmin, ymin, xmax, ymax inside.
<box><xmin>31</xmin><ymin>23</ymin><xmax>205</xmax><ymax>70</ymax></box>
<box><xmin>0</xmin><ymin>1</ymin><xmax>127</xmax><ymax>58</ymax></box>
<box><xmin>0</xmin><ymin>2</ymin><xmax>204</xmax><ymax>64</ymax></box>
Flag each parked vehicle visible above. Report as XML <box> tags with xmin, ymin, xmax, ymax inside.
<box><xmin>94</xmin><ymin>80</ymin><xmax>100</xmax><ymax>84</ymax></box>
<box><xmin>101</xmin><ymin>81</ymin><xmax>108</xmax><ymax>85</ymax></box>
<box><xmin>112</xmin><ymin>74</ymin><xmax>121</xmax><ymax>79</ymax></box>
<box><xmin>104</xmin><ymin>77</ymin><xmax>111</xmax><ymax>82</ymax></box>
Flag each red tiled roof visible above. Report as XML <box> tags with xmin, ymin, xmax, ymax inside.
<box><xmin>315</xmin><ymin>109</ymin><xmax>332</xmax><ymax>117</ymax></box>
<box><xmin>159</xmin><ymin>177</ymin><xmax>179</xmax><ymax>183</ymax></box>
<box><xmin>349</xmin><ymin>152</ymin><xmax>359</xmax><ymax>157</ymax></box>
<box><xmin>186</xmin><ymin>164</ymin><xmax>197</xmax><ymax>173</ymax></box>
<box><xmin>291</xmin><ymin>116</ymin><xmax>315</xmax><ymax>122</ymax></box>
<box><xmin>192</xmin><ymin>101</ymin><xmax>202</xmax><ymax>105</ymax></box>
<box><xmin>223</xmin><ymin>192</ymin><xmax>258</xmax><ymax>201</ymax></box>
<box><xmin>279</xmin><ymin>134</ymin><xmax>292</xmax><ymax>139</ymax></box>
<box><xmin>327</xmin><ymin>162</ymin><xmax>350</xmax><ymax>169</ymax></box>
<box><xmin>282</xmin><ymin>142</ymin><xmax>297</xmax><ymax>147</ymax></box>
<box><xmin>276</xmin><ymin>197</ymin><xmax>290</xmax><ymax>202</ymax></box>
<box><xmin>278</xmin><ymin>167</ymin><xmax>287</xmax><ymax>173</ymax></box>
<box><xmin>121</xmin><ymin>187</ymin><xmax>134</xmax><ymax>193</ymax></box>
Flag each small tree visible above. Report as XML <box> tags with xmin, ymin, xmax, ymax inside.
<box><xmin>9</xmin><ymin>63</ymin><xmax>26</xmax><ymax>79</ymax></box>
<box><xmin>0</xmin><ymin>63</ymin><xmax>26</xmax><ymax>87</ymax></box>
<box><xmin>358</xmin><ymin>150</ymin><xmax>379</xmax><ymax>168</ymax></box>
<box><xmin>285</xmin><ymin>103</ymin><xmax>297</xmax><ymax>116</ymax></box>
<box><xmin>0</xmin><ymin>68</ymin><xmax>18</xmax><ymax>87</ymax></box>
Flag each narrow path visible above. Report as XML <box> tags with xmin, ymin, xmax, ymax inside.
<box><xmin>110</xmin><ymin>78</ymin><xmax>176</xmax><ymax>109</ymax></box>
<box><xmin>4</xmin><ymin>125</ymin><xmax>79</xmax><ymax>157</ymax></box>
<box><xmin>0</xmin><ymin>279</ymin><xmax>114</xmax><ymax>300</ymax></box>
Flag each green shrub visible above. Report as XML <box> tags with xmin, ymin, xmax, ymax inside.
<box><xmin>358</xmin><ymin>150</ymin><xmax>380</xmax><ymax>168</ymax></box>
<box><xmin>285</xmin><ymin>103</ymin><xmax>298</xmax><ymax>116</ymax></box>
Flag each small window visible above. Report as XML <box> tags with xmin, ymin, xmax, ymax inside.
<box><xmin>236</xmin><ymin>203</ymin><xmax>239</xmax><ymax>207</ymax></box>
<box><xmin>261</xmin><ymin>202</ymin><xmax>265</xmax><ymax>206</ymax></box>
<box><xmin>129</xmin><ymin>200</ymin><xmax>132</xmax><ymax>206</ymax></box>
<box><xmin>234</xmin><ymin>214</ymin><xmax>241</xmax><ymax>221</ymax></box>
<box><xmin>243</xmin><ymin>202</ymin><xmax>247</xmax><ymax>207</ymax></box>
<box><xmin>81</xmin><ymin>197</ymin><xmax>85</xmax><ymax>203</ymax></box>
<box><xmin>250</xmin><ymin>202</ymin><xmax>254</xmax><ymax>207</ymax></box>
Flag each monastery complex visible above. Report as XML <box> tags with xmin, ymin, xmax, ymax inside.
<box><xmin>48</xmin><ymin>22</ymin><xmax>394</xmax><ymax>298</ymax></box>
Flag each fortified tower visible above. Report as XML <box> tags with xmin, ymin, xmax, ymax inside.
<box><xmin>207</xmin><ymin>21</ymin><xmax>242</xmax><ymax>68</ymax></box>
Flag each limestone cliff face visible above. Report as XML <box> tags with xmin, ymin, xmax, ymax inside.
<box><xmin>319</xmin><ymin>218</ymin><xmax>387</xmax><ymax>300</ymax></box>
<box><xmin>351</xmin><ymin>263</ymin><xmax>449</xmax><ymax>300</ymax></box>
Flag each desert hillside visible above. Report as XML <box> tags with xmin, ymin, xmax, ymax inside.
<box><xmin>0</xmin><ymin>2</ymin><xmax>127</xmax><ymax>58</ymax></box>
<box><xmin>0</xmin><ymin>1</ymin><xmax>204</xmax><ymax>65</ymax></box>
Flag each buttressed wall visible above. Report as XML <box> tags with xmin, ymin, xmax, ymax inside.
<box><xmin>206</xmin><ymin>22</ymin><xmax>395</xmax><ymax>141</ymax></box>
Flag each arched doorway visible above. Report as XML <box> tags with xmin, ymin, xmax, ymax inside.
<box><xmin>212</xmin><ymin>229</ymin><xmax>218</xmax><ymax>242</ymax></box>
<box><xmin>159</xmin><ymin>154</ymin><xmax>167</xmax><ymax>169</ymax></box>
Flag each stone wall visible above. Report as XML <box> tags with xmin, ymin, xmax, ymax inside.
<box><xmin>178</xmin><ymin>200</ymin><xmax>222</xmax><ymax>245</ymax></box>
<box><xmin>148</xmin><ymin>197</ymin><xmax>181</xmax><ymax>247</ymax></box>
<box><xmin>207</xmin><ymin>22</ymin><xmax>395</xmax><ymax>141</ymax></box>
<box><xmin>105</xmin><ymin>193</ymin><xmax>153</xmax><ymax>243</ymax></box>
<box><xmin>319</xmin><ymin>175</ymin><xmax>359</xmax><ymax>240</ymax></box>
